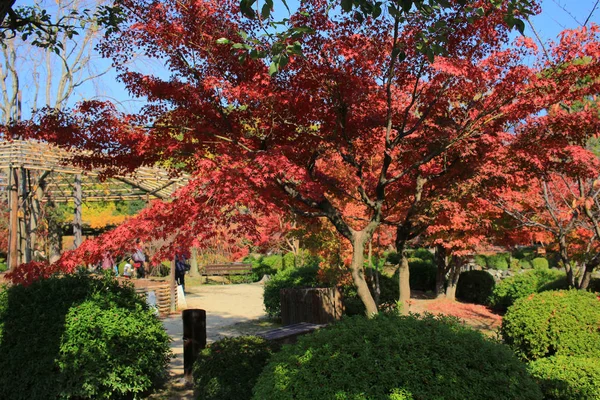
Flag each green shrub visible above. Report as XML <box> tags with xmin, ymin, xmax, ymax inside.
<box><xmin>0</xmin><ymin>272</ymin><xmax>171</xmax><ymax>400</ymax></box>
<box><xmin>487</xmin><ymin>253</ymin><xmax>510</xmax><ymax>270</ymax></box>
<box><xmin>243</xmin><ymin>255</ymin><xmax>274</xmax><ymax>282</ymax></box>
<box><xmin>474</xmin><ymin>254</ymin><xmax>487</xmax><ymax>268</ymax></box>
<box><xmin>518</xmin><ymin>259</ymin><xmax>533</xmax><ymax>269</ymax></box>
<box><xmin>488</xmin><ymin>268</ymin><xmax>566</xmax><ymax>312</ymax></box>
<box><xmin>412</xmin><ymin>248</ymin><xmax>434</xmax><ymax>262</ymax></box>
<box><xmin>282</xmin><ymin>252</ymin><xmax>296</xmax><ymax>269</ymax></box>
<box><xmin>193</xmin><ymin>336</ymin><xmax>278</xmax><ymax>400</ymax></box>
<box><xmin>528</xmin><ymin>356</ymin><xmax>600</xmax><ymax>400</ymax></box>
<box><xmin>260</xmin><ymin>254</ymin><xmax>283</xmax><ymax>271</ymax></box>
<box><xmin>386</xmin><ymin>251</ymin><xmax>401</xmax><ymax>265</ymax></box>
<box><xmin>531</xmin><ymin>257</ymin><xmax>549</xmax><ymax>270</ymax></box>
<box><xmin>263</xmin><ymin>265</ymin><xmax>320</xmax><ymax>319</ymax></box>
<box><xmin>408</xmin><ymin>258</ymin><xmax>436</xmax><ymax>291</ymax></box>
<box><xmin>513</xmin><ymin>247</ymin><xmax>536</xmax><ymax>260</ymax></box>
<box><xmin>0</xmin><ymin>262</ymin><xmax>6</xmax><ymax>272</ymax></box>
<box><xmin>456</xmin><ymin>270</ymin><xmax>495</xmax><ymax>305</ymax></box>
<box><xmin>252</xmin><ymin>314</ymin><xmax>542</xmax><ymax>400</ymax></box>
<box><xmin>588</xmin><ymin>278</ymin><xmax>600</xmax><ymax>293</ymax></box>
<box><xmin>501</xmin><ymin>290</ymin><xmax>600</xmax><ymax>361</ymax></box>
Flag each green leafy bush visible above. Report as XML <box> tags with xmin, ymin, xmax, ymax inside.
<box><xmin>193</xmin><ymin>336</ymin><xmax>278</xmax><ymax>400</ymax></box>
<box><xmin>488</xmin><ymin>268</ymin><xmax>566</xmax><ymax>312</ymax></box>
<box><xmin>282</xmin><ymin>252</ymin><xmax>296</xmax><ymax>269</ymax></box>
<box><xmin>531</xmin><ymin>257</ymin><xmax>549</xmax><ymax>270</ymax></box>
<box><xmin>0</xmin><ymin>262</ymin><xmax>6</xmax><ymax>272</ymax></box>
<box><xmin>456</xmin><ymin>270</ymin><xmax>495</xmax><ymax>305</ymax></box>
<box><xmin>252</xmin><ymin>314</ymin><xmax>542</xmax><ymax>400</ymax></box>
<box><xmin>408</xmin><ymin>258</ymin><xmax>436</xmax><ymax>291</ymax></box>
<box><xmin>518</xmin><ymin>259</ymin><xmax>533</xmax><ymax>269</ymax></box>
<box><xmin>474</xmin><ymin>254</ymin><xmax>487</xmax><ymax>268</ymax></box>
<box><xmin>486</xmin><ymin>253</ymin><xmax>510</xmax><ymax>270</ymax></box>
<box><xmin>263</xmin><ymin>265</ymin><xmax>320</xmax><ymax>319</ymax></box>
<box><xmin>588</xmin><ymin>278</ymin><xmax>600</xmax><ymax>293</ymax></box>
<box><xmin>386</xmin><ymin>251</ymin><xmax>401</xmax><ymax>265</ymax></box>
<box><xmin>260</xmin><ymin>254</ymin><xmax>283</xmax><ymax>271</ymax></box>
<box><xmin>513</xmin><ymin>247</ymin><xmax>536</xmax><ymax>260</ymax></box>
<box><xmin>528</xmin><ymin>356</ymin><xmax>600</xmax><ymax>400</ymax></box>
<box><xmin>0</xmin><ymin>272</ymin><xmax>171</xmax><ymax>400</ymax></box>
<box><xmin>412</xmin><ymin>248</ymin><xmax>434</xmax><ymax>262</ymax></box>
<box><xmin>501</xmin><ymin>290</ymin><xmax>600</xmax><ymax>361</ymax></box>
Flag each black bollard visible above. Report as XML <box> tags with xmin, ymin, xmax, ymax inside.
<box><xmin>182</xmin><ymin>309</ymin><xmax>207</xmax><ymax>382</ymax></box>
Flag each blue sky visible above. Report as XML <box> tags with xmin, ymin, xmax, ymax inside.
<box><xmin>10</xmin><ymin>0</ymin><xmax>600</xmax><ymax>117</ymax></box>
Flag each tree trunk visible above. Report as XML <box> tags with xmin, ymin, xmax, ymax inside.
<box><xmin>434</xmin><ymin>245</ymin><xmax>447</xmax><ymax>298</ymax></box>
<box><xmin>579</xmin><ymin>262</ymin><xmax>596</xmax><ymax>290</ymax></box>
<box><xmin>350</xmin><ymin>232</ymin><xmax>378</xmax><ymax>317</ymax></box>
<box><xmin>73</xmin><ymin>174</ymin><xmax>83</xmax><ymax>248</ymax></box>
<box><xmin>445</xmin><ymin>260</ymin><xmax>462</xmax><ymax>301</ymax></box>
<box><xmin>398</xmin><ymin>253</ymin><xmax>411</xmax><ymax>314</ymax></box>
<box><xmin>559</xmin><ymin>236</ymin><xmax>576</xmax><ymax>287</ymax></box>
<box><xmin>188</xmin><ymin>247</ymin><xmax>199</xmax><ymax>277</ymax></box>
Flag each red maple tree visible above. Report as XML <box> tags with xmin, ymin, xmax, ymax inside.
<box><xmin>12</xmin><ymin>1</ymin><xmax>600</xmax><ymax>314</ymax></box>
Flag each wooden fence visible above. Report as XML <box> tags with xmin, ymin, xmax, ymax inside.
<box><xmin>134</xmin><ymin>281</ymin><xmax>177</xmax><ymax>315</ymax></box>
<box><xmin>280</xmin><ymin>287</ymin><xmax>344</xmax><ymax>325</ymax></box>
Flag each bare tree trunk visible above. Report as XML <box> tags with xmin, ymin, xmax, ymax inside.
<box><xmin>579</xmin><ymin>261</ymin><xmax>597</xmax><ymax>290</ymax></box>
<box><xmin>434</xmin><ymin>245</ymin><xmax>447</xmax><ymax>298</ymax></box>
<box><xmin>350</xmin><ymin>231</ymin><xmax>378</xmax><ymax>316</ymax></box>
<box><xmin>398</xmin><ymin>253</ymin><xmax>411</xmax><ymax>314</ymax></box>
<box><xmin>445</xmin><ymin>259</ymin><xmax>462</xmax><ymax>301</ymax></box>
<box><xmin>188</xmin><ymin>247</ymin><xmax>199</xmax><ymax>277</ymax></box>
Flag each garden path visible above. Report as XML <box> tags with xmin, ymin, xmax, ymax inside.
<box><xmin>158</xmin><ymin>282</ymin><xmax>267</xmax><ymax>398</ymax></box>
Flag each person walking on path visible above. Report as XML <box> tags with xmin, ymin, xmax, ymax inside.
<box><xmin>175</xmin><ymin>254</ymin><xmax>187</xmax><ymax>292</ymax></box>
<box><xmin>132</xmin><ymin>239</ymin><xmax>147</xmax><ymax>279</ymax></box>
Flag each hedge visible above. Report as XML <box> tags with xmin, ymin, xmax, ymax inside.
<box><xmin>528</xmin><ymin>356</ymin><xmax>600</xmax><ymax>400</ymax></box>
<box><xmin>501</xmin><ymin>290</ymin><xmax>600</xmax><ymax>361</ymax></box>
<box><xmin>456</xmin><ymin>270</ymin><xmax>495</xmax><ymax>305</ymax></box>
<box><xmin>253</xmin><ymin>314</ymin><xmax>542</xmax><ymax>400</ymax></box>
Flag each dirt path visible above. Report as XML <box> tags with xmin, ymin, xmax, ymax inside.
<box><xmin>156</xmin><ymin>283</ymin><xmax>270</xmax><ymax>399</ymax></box>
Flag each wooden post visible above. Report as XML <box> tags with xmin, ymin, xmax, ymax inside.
<box><xmin>182</xmin><ymin>309</ymin><xmax>206</xmax><ymax>383</ymax></box>
<box><xmin>73</xmin><ymin>174</ymin><xmax>83</xmax><ymax>248</ymax></box>
<box><xmin>170</xmin><ymin>258</ymin><xmax>176</xmax><ymax>313</ymax></box>
<box><xmin>21</xmin><ymin>168</ymin><xmax>31</xmax><ymax>263</ymax></box>
<box><xmin>8</xmin><ymin>167</ymin><xmax>19</xmax><ymax>270</ymax></box>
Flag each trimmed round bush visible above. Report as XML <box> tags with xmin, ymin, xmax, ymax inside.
<box><xmin>456</xmin><ymin>270</ymin><xmax>495</xmax><ymax>305</ymax></box>
<box><xmin>408</xmin><ymin>259</ymin><xmax>436</xmax><ymax>291</ymax></box>
<box><xmin>0</xmin><ymin>272</ymin><xmax>171</xmax><ymax>400</ymax></box>
<box><xmin>531</xmin><ymin>257</ymin><xmax>549</xmax><ymax>270</ymax></box>
<box><xmin>488</xmin><ymin>267</ymin><xmax>566</xmax><ymax>312</ymax></box>
<box><xmin>263</xmin><ymin>265</ymin><xmax>320</xmax><ymax>319</ymax></box>
<box><xmin>412</xmin><ymin>248</ymin><xmax>434</xmax><ymax>262</ymax></box>
<box><xmin>528</xmin><ymin>356</ymin><xmax>600</xmax><ymax>400</ymax></box>
<box><xmin>193</xmin><ymin>336</ymin><xmax>278</xmax><ymax>400</ymax></box>
<box><xmin>501</xmin><ymin>290</ymin><xmax>600</xmax><ymax>361</ymax></box>
<box><xmin>253</xmin><ymin>314</ymin><xmax>542</xmax><ymax>400</ymax></box>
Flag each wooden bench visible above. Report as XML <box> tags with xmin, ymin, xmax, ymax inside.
<box><xmin>257</xmin><ymin>322</ymin><xmax>326</xmax><ymax>345</ymax></box>
<box><xmin>202</xmin><ymin>263</ymin><xmax>253</xmax><ymax>283</ymax></box>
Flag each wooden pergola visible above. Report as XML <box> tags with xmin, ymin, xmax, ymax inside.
<box><xmin>0</xmin><ymin>139</ymin><xmax>188</xmax><ymax>269</ymax></box>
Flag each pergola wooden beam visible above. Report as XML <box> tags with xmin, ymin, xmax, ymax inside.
<box><xmin>0</xmin><ymin>139</ymin><xmax>189</xmax><ymax>269</ymax></box>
